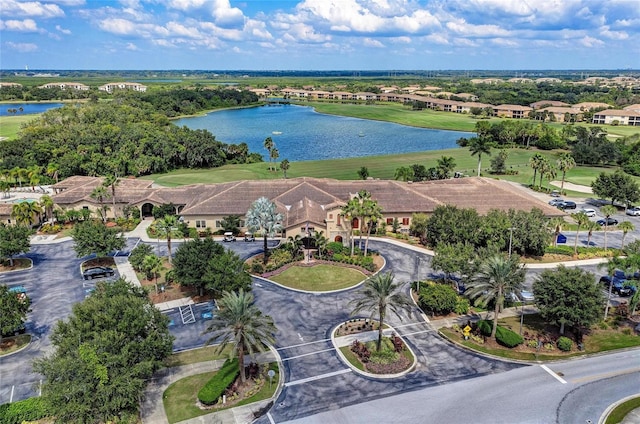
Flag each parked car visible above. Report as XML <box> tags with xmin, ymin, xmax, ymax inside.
<box><xmin>244</xmin><ymin>232</ymin><xmax>255</xmax><ymax>242</ymax></box>
<box><xmin>82</xmin><ymin>266</ymin><xmax>115</xmax><ymax>280</ymax></box>
<box><xmin>550</xmin><ymin>190</ymin><xmax>561</xmax><ymax>198</ymax></box>
<box><xmin>579</xmin><ymin>208</ymin><xmax>596</xmax><ymax>217</ymax></box>
<box><xmin>222</xmin><ymin>232</ymin><xmax>236</xmax><ymax>242</ymax></box>
<box><xmin>557</xmin><ymin>201</ymin><xmax>577</xmax><ymax>210</ymax></box>
<box><xmin>626</xmin><ymin>207</ymin><xmax>640</xmax><ymax>216</ymax></box>
<box><xmin>599</xmin><ymin>276</ymin><xmax>633</xmax><ymax>296</ymax></box>
<box><xmin>548</xmin><ymin>198</ymin><xmax>565</xmax><ymax>206</ymax></box>
<box><xmin>597</xmin><ymin>217</ymin><xmax>618</xmax><ymax>226</ymax></box>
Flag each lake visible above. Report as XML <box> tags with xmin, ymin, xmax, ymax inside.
<box><xmin>175</xmin><ymin>104</ymin><xmax>471</xmax><ymax>162</ymax></box>
<box><xmin>1</xmin><ymin>103</ymin><xmax>63</xmax><ymax>116</ymax></box>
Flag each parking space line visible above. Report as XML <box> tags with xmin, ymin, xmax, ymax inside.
<box><xmin>285</xmin><ymin>369</ymin><xmax>352</xmax><ymax>387</ymax></box>
<box><xmin>540</xmin><ymin>364</ymin><xmax>567</xmax><ymax>384</ymax></box>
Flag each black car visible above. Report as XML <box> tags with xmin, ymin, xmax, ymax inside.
<box><xmin>557</xmin><ymin>201</ymin><xmax>577</xmax><ymax>210</ymax></box>
<box><xmin>83</xmin><ymin>266</ymin><xmax>115</xmax><ymax>280</ymax></box>
<box><xmin>599</xmin><ymin>276</ymin><xmax>633</xmax><ymax>296</ymax></box>
<box><xmin>597</xmin><ymin>217</ymin><xmax>618</xmax><ymax>226</ymax></box>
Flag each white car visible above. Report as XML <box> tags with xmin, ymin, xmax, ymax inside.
<box><xmin>579</xmin><ymin>208</ymin><xmax>596</xmax><ymax>217</ymax></box>
<box><xmin>627</xmin><ymin>207</ymin><xmax>640</xmax><ymax>216</ymax></box>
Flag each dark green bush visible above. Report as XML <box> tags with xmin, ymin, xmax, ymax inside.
<box><xmin>197</xmin><ymin>358</ymin><xmax>240</xmax><ymax>406</ymax></box>
<box><xmin>477</xmin><ymin>320</ymin><xmax>492</xmax><ymax>337</ymax></box>
<box><xmin>129</xmin><ymin>243</ymin><xmax>154</xmax><ymax>271</ymax></box>
<box><xmin>557</xmin><ymin>336</ymin><xmax>572</xmax><ymax>351</ymax></box>
<box><xmin>327</xmin><ymin>242</ymin><xmax>344</xmax><ymax>254</ymax></box>
<box><xmin>496</xmin><ymin>326</ymin><xmax>524</xmax><ymax>348</ymax></box>
<box><xmin>418</xmin><ymin>283</ymin><xmax>458</xmax><ymax>315</ymax></box>
<box><xmin>0</xmin><ymin>397</ymin><xmax>50</xmax><ymax>424</ymax></box>
<box><xmin>251</xmin><ymin>262</ymin><xmax>264</xmax><ymax>274</ymax></box>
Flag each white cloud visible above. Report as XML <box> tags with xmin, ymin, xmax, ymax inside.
<box><xmin>48</xmin><ymin>0</ymin><xmax>85</xmax><ymax>5</ymax></box>
<box><xmin>446</xmin><ymin>19</ymin><xmax>510</xmax><ymax>37</ymax></box>
<box><xmin>363</xmin><ymin>37</ymin><xmax>384</xmax><ymax>47</ymax></box>
<box><xmin>425</xmin><ymin>33</ymin><xmax>449</xmax><ymax>45</ymax></box>
<box><xmin>283</xmin><ymin>22</ymin><xmax>331</xmax><ymax>43</ymax></box>
<box><xmin>166</xmin><ymin>0</ymin><xmax>208</xmax><ymax>11</ymax></box>
<box><xmin>98</xmin><ymin>17</ymin><xmax>137</xmax><ymax>35</ymax></box>
<box><xmin>390</xmin><ymin>36</ymin><xmax>411</xmax><ymax>44</ymax></box>
<box><xmin>491</xmin><ymin>38</ymin><xmax>519</xmax><ymax>47</ymax></box>
<box><xmin>125</xmin><ymin>42</ymin><xmax>138</xmax><ymax>50</ymax></box>
<box><xmin>210</xmin><ymin>0</ymin><xmax>244</xmax><ymax>28</ymax></box>
<box><xmin>0</xmin><ymin>0</ymin><xmax>64</xmax><ymax>18</ymax></box>
<box><xmin>55</xmin><ymin>24</ymin><xmax>71</xmax><ymax>34</ymax></box>
<box><xmin>166</xmin><ymin>21</ymin><xmax>202</xmax><ymax>38</ymax></box>
<box><xmin>599</xmin><ymin>26</ymin><xmax>628</xmax><ymax>40</ymax></box>
<box><xmin>579</xmin><ymin>35</ymin><xmax>604</xmax><ymax>47</ymax></box>
<box><xmin>5</xmin><ymin>41</ymin><xmax>38</xmax><ymax>52</ymax></box>
<box><xmin>0</xmin><ymin>18</ymin><xmax>39</xmax><ymax>31</ymax></box>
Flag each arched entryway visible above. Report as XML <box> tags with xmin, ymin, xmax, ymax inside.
<box><xmin>141</xmin><ymin>203</ymin><xmax>154</xmax><ymax>218</ymax></box>
<box><xmin>334</xmin><ymin>235</ymin><xmax>343</xmax><ymax>243</ymax></box>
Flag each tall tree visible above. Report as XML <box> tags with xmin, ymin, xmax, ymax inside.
<box><xmin>46</xmin><ymin>162</ymin><xmax>60</xmax><ymax>184</ymax></box>
<box><xmin>533</xmin><ymin>266</ymin><xmax>603</xmax><ymax>336</ymax></box>
<box><xmin>548</xmin><ymin>217</ymin><xmax>565</xmax><ymax>247</ymax></box>
<box><xmin>557</xmin><ymin>153</ymin><xmax>576</xmax><ymax>192</ymax></box>
<box><xmin>357</xmin><ymin>166</ymin><xmax>369</xmax><ymax>180</ymax></box>
<box><xmin>585</xmin><ymin>220</ymin><xmax>599</xmax><ymax>248</ymax></box>
<box><xmin>349</xmin><ymin>272</ymin><xmax>413</xmax><ymax>352</ymax></box>
<box><xmin>571</xmin><ymin>212</ymin><xmax>590</xmax><ymax>255</ymax></box>
<box><xmin>0</xmin><ymin>224</ymin><xmax>32</xmax><ymax>267</ymax></box>
<box><xmin>270</xmin><ymin>146</ymin><xmax>280</xmax><ymax>171</ymax></box>
<box><xmin>172</xmin><ymin>237</ymin><xmax>223</xmax><ymax>297</ymax></box>
<box><xmin>280</xmin><ymin>159</ymin><xmax>290</xmax><ymax>179</ymax></box>
<box><xmin>436</xmin><ymin>156</ymin><xmax>456</xmax><ymax>179</ymax></box>
<box><xmin>591</xmin><ymin>171</ymin><xmax>640</xmax><ymax>207</ymax></box>
<box><xmin>341</xmin><ymin>197</ymin><xmax>361</xmax><ymax>256</ymax></box>
<box><xmin>0</xmin><ymin>283</ymin><xmax>30</xmax><ymax>342</ymax></box>
<box><xmin>394</xmin><ymin>166</ymin><xmax>414</xmax><ymax>182</ymax></box>
<box><xmin>102</xmin><ymin>175</ymin><xmax>120</xmax><ymax>219</ymax></box>
<box><xmin>11</xmin><ymin>200</ymin><xmax>42</xmax><ymax>227</ymax></box>
<box><xmin>203</xmin><ymin>249</ymin><xmax>252</xmax><ymax>296</ymax></box>
<box><xmin>154</xmin><ymin>215</ymin><xmax>179</xmax><ymax>264</ymax></box>
<box><xmin>71</xmin><ymin>220</ymin><xmax>126</xmax><ymax>258</ymax></box>
<box><xmin>468</xmin><ymin>137</ymin><xmax>492</xmax><ymax>177</ymax></box>
<box><xmin>204</xmin><ymin>289</ymin><xmax>277</xmax><ymax>383</ymax></box>
<box><xmin>466</xmin><ymin>254</ymin><xmax>525</xmax><ymax>338</ymax></box>
<box><xmin>142</xmin><ymin>254</ymin><xmax>164</xmax><ymax>294</ymax></box>
<box><xmin>263</xmin><ymin>137</ymin><xmax>274</xmax><ymax>171</ymax></box>
<box><xmin>618</xmin><ymin>221</ymin><xmax>635</xmax><ymax>249</ymax></box>
<box><xmin>33</xmin><ymin>279</ymin><xmax>173</xmax><ymax>424</ymax></box>
<box><xmin>245</xmin><ymin>197</ymin><xmax>283</xmax><ymax>264</ymax></box>
<box><xmin>529</xmin><ymin>153</ymin><xmax>545</xmax><ymax>187</ymax></box>
<box><xmin>600</xmin><ymin>205</ymin><xmax>618</xmax><ymax>250</ymax></box>
<box><xmin>39</xmin><ymin>194</ymin><xmax>54</xmax><ymax>223</ymax></box>
<box><xmin>90</xmin><ymin>185</ymin><xmax>110</xmax><ymax>223</ymax></box>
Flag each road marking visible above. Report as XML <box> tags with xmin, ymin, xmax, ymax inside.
<box><xmin>285</xmin><ymin>369</ymin><xmax>352</xmax><ymax>387</ymax></box>
<box><xmin>540</xmin><ymin>364</ymin><xmax>567</xmax><ymax>384</ymax></box>
<box><xmin>277</xmin><ymin>338</ymin><xmax>331</xmax><ymax>351</ymax></box>
<box><xmin>9</xmin><ymin>386</ymin><xmax>14</xmax><ymax>403</ymax></box>
<box><xmin>255</xmin><ymin>282</ymin><xmax>263</xmax><ymax>287</ymax></box>
<box><xmin>282</xmin><ymin>348</ymin><xmax>336</xmax><ymax>361</ymax></box>
<box><xmin>395</xmin><ymin>328</ymin><xmax>438</xmax><ymax>337</ymax></box>
<box><xmin>570</xmin><ymin>366</ymin><xmax>640</xmax><ymax>384</ymax></box>
<box><xmin>267</xmin><ymin>411</ymin><xmax>276</xmax><ymax>424</ymax></box>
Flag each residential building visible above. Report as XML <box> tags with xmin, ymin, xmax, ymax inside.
<box><xmin>39</xmin><ymin>82</ymin><xmax>89</xmax><ymax>91</ymax></box>
<box><xmin>592</xmin><ymin>109</ymin><xmax>640</xmax><ymax>126</ymax></box>
<box><xmin>98</xmin><ymin>82</ymin><xmax>147</xmax><ymax>93</ymax></box>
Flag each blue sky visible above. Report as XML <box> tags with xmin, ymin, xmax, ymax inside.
<box><xmin>1</xmin><ymin>0</ymin><xmax>639</xmax><ymax>70</ymax></box>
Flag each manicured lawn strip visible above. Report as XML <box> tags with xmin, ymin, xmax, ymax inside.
<box><xmin>163</xmin><ymin>363</ymin><xmax>280</xmax><ymax>424</ymax></box>
<box><xmin>0</xmin><ymin>334</ymin><xmax>31</xmax><ymax>356</ymax></box>
<box><xmin>269</xmin><ymin>264</ymin><xmax>365</xmax><ymax>291</ymax></box>
<box><xmin>164</xmin><ymin>345</ymin><xmax>232</xmax><ymax>367</ymax></box>
<box><xmin>339</xmin><ymin>346</ymin><xmax>366</xmax><ymax>371</ymax></box>
<box><xmin>164</xmin><ymin>371</ymin><xmax>216</xmax><ymax>424</ymax></box>
<box><xmin>605</xmin><ymin>397</ymin><xmax>640</xmax><ymax>424</ymax></box>
<box><xmin>584</xmin><ymin>331</ymin><xmax>640</xmax><ymax>352</ymax></box>
<box><xmin>0</xmin><ymin>115</ymin><xmax>36</xmax><ymax>139</ymax></box>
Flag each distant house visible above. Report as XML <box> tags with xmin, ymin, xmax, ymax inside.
<box><xmin>39</xmin><ymin>82</ymin><xmax>89</xmax><ymax>91</ymax></box>
<box><xmin>98</xmin><ymin>82</ymin><xmax>147</xmax><ymax>93</ymax></box>
<box><xmin>493</xmin><ymin>104</ymin><xmax>532</xmax><ymax>119</ymax></box>
<box><xmin>530</xmin><ymin>100</ymin><xmax>569</xmax><ymax>109</ymax></box>
<box><xmin>0</xmin><ymin>82</ymin><xmax>22</xmax><ymax>88</ymax></box>
<box><xmin>573</xmin><ymin>102</ymin><xmax>611</xmax><ymax>111</ymax></box>
<box><xmin>539</xmin><ymin>106</ymin><xmax>583</xmax><ymax>122</ymax></box>
<box><xmin>592</xmin><ymin>109</ymin><xmax>640</xmax><ymax>126</ymax></box>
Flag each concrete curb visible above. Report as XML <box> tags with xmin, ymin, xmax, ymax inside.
<box><xmin>0</xmin><ymin>258</ymin><xmax>33</xmax><ymax>274</ymax></box>
<box><xmin>598</xmin><ymin>394</ymin><xmax>640</xmax><ymax>424</ymax></box>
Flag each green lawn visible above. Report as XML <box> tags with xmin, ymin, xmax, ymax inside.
<box><xmin>269</xmin><ymin>264</ymin><xmax>366</xmax><ymax>291</ymax></box>
<box><xmin>0</xmin><ymin>115</ymin><xmax>36</xmax><ymax>139</ymax></box>
<box><xmin>164</xmin><ymin>345</ymin><xmax>232</xmax><ymax>367</ymax></box>
<box><xmin>163</xmin><ymin>363</ymin><xmax>279</xmax><ymax>424</ymax></box>
<box><xmin>605</xmin><ymin>397</ymin><xmax>640</xmax><ymax>424</ymax></box>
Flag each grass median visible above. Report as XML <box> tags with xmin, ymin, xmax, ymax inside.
<box><xmin>269</xmin><ymin>264</ymin><xmax>366</xmax><ymax>291</ymax></box>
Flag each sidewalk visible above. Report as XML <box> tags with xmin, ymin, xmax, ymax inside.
<box><xmin>427</xmin><ymin>304</ymin><xmax>540</xmax><ymax>330</ymax></box>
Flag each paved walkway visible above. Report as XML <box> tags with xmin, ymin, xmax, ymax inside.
<box><xmin>140</xmin><ymin>351</ymin><xmax>277</xmax><ymax>424</ymax></box>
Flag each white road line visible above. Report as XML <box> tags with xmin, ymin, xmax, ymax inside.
<box><xmin>9</xmin><ymin>386</ymin><xmax>14</xmax><ymax>403</ymax></box>
<box><xmin>276</xmin><ymin>338</ymin><xmax>331</xmax><ymax>351</ymax></box>
<box><xmin>285</xmin><ymin>369</ymin><xmax>352</xmax><ymax>387</ymax></box>
<box><xmin>540</xmin><ymin>364</ymin><xmax>567</xmax><ymax>384</ymax></box>
<box><xmin>392</xmin><ymin>321</ymin><xmax>431</xmax><ymax>329</ymax></box>
<box><xmin>297</xmin><ymin>332</ymin><xmax>304</xmax><ymax>342</ymax></box>
<box><xmin>282</xmin><ymin>348</ymin><xmax>336</xmax><ymax>361</ymax></box>
<box><xmin>395</xmin><ymin>328</ymin><xmax>437</xmax><ymax>337</ymax></box>
<box><xmin>267</xmin><ymin>411</ymin><xmax>276</xmax><ymax>424</ymax></box>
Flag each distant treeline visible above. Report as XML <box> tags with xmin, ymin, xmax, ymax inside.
<box><xmin>0</xmin><ymin>89</ymin><xmax>263</xmax><ymax>179</ymax></box>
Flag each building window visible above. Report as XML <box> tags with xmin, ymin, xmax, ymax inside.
<box><xmin>337</xmin><ymin>215</ymin><xmax>341</xmax><ymax>225</ymax></box>
<box><xmin>329</xmin><ymin>214</ymin><xmax>333</xmax><ymax>220</ymax></box>
<box><xmin>402</xmin><ymin>218</ymin><xmax>410</xmax><ymax>225</ymax></box>
<box><xmin>215</xmin><ymin>220</ymin><xmax>222</xmax><ymax>228</ymax></box>
<box><xmin>196</xmin><ymin>220</ymin><xmax>206</xmax><ymax>228</ymax></box>
<box><xmin>386</xmin><ymin>218</ymin><xmax>393</xmax><ymax>225</ymax></box>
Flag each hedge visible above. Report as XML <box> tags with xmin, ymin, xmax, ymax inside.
<box><xmin>557</xmin><ymin>336</ymin><xmax>573</xmax><ymax>352</ymax></box>
<box><xmin>197</xmin><ymin>358</ymin><xmax>240</xmax><ymax>406</ymax></box>
<box><xmin>477</xmin><ymin>320</ymin><xmax>492</xmax><ymax>337</ymax></box>
<box><xmin>0</xmin><ymin>397</ymin><xmax>50</xmax><ymax>424</ymax></box>
<box><xmin>496</xmin><ymin>326</ymin><xmax>524</xmax><ymax>348</ymax></box>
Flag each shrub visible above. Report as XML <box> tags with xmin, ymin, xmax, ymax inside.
<box><xmin>188</xmin><ymin>227</ymin><xmax>198</xmax><ymax>238</ymax></box>
<box><xmin>527</xmin><ymin>339</ymin><xmax>539</xmax><ymax>349</ymax></box>
<box><xmin>557</xmin><ymin>336</ymin><xmax>572</xmax><ymax>352</ymax></box>
<box><xmin>455</xmin><ymin>297</ymin><xmax>470</xmax><ymax>315</ymax></box>
<box><xmin>197</xmin><ymin>358</ymin><xmax>240</xmax><ymax>406</ymax></box>
<box><xmin>0</xmin><ymin>397</ymin><xmax>50</xmax><ymax>424</ymax></box>
<box><xmin>251</xmin><ymin>262</ymin><xmax>264</xmax><ymax>274</ymax></box>
<box><xmin>418</xmin><ymin>283</ymin><xmax>458</xmax><ymax>315</ymax></box>
<box><xmin>327</xmin><ymin>242</ymin><xmax>344</xmax><ymax>255</ymax></box>
<box><xmin>269</xmin><ymin>249</ymin><xmax>293</xmax><ymax>267</ymax></box>
<box><xmin>476</xmin><ymin>320</ymin><xmax>492</xmax><ymax>337</ymax></box>
<box><xmin>495</xmin><ymin>326</ymin><xmax>524</xmax><ymax>348</ymax></box>
<box><xmin>129</xmin><ymin>243</ymin><xmax>154</xmax><ymax>271</ymax></box>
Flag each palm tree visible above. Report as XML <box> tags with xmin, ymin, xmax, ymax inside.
<box><xmin>27</xmin><ymin>165</ymin><xmax>41</xmax><ymax>191</ymax></box>
<box><xmin>394</xmin><ymin>166</ymin><xmax>414</xmax><ymax>182</ymax></box>
<box><xmin>155</xmin><ymin>215</ymin><xmax>178</xmax><ymax>264</ymax></box>
<box><xmin>102</xmin><ymin>174</ymin><xmax>120</xmax><ymax>218</ymax></box>
<box><xmin>618</xmin><ymin>221</ymin><xmax>635</xmax><ymax>249</ymax></box>
<box><xmin>363</xmin><ymin>200</ymin><xmax>382</xmax><ymax>256</ymax></box>
<box><xmin>571</xmin><ymin>212</ymin><xmax>590</xmax><ymax>255</ymax></box>
<box><xmin>204</xmin><ymin>289</ymin><xmax>277</xmax><ymax>383</ymax></box>
<box><xmin>557</xmin><ymin>153</ymin><xmax>576</xmax><ymax>192</ymax></box>
<box><xmin>543</xmin><ymin>163</ymin><xmax>557</xmax><ymax>191</ymax></box>
<box><xmin>356</xmin><ymin>190</ymin><xmax>371</xmax><ymax>248</ymax></box>
<box><xmin>246</xmin><ymin>197</ymin><xmax>283</xmax><ymax>264</ymax></box>
<box><xmin>349</xmin><ymin>272</ymin><xmax>413</xmax><ymax>352</ymax></box>
<box><xmin>280</xmin><ymin>159</ymin><xmax>290</xmax><ymax>179</ymax></box>
<box><xmin>263</xmin><ymin>137</ymin><xmax>274</xmax><ymax>171</ymax></box>
<box><xmin>46</xmin><ymin>162</ymin><xmax>60</xmax><ymax>184</ymax></box>
<box><xmin>548</xmin><ymin>217</ymin><xmax>565</xmax><ymax>247</ymax></box>
<box><xmin>600</xmin><ymin>205</ymin><xmax>617</xmax><ymax>250</ymax></box>
<box><xmin>90</xmin><ymin>185</ymin><xmax>109</xmax><ymax>223</ymax></box>
<box><xmin>40</xmin><ymin>194</ymin><xmax>54</xmax><ymax>223</ymax></box>
<box><xmin>341</xmin><ymin>197</ymin><xmax>360</xmax><ymax>256</ymax></box>
<box><xmin>142</xmin><ymin>254</ymin><xmax>165</xmax><ymax>294</ymax></box>
<box><xmin>599</xmin><ymin>256</ymin><xmax>627</xmax><ymax>320</ymax></box>
<box><xmin>270</xmin><ymin>147</ymin><xmax>279</xmax><ymax>171</ymax></box>
<box><xmin>11</xmin><ymin>201</ymin><xmax>42</xmax><ymax>227</ymax></box>
<box><xmin>466</xmin><ymin>254</ymin><xmax>525</xmax><ymax>338</ymax></box>
<box><xmin>0</xmin><ymin>180</ymin><xmax>10</xmax><ymax>200</ymax></box>
<box><xmin>312</xmin><ymin>230</ymin><xmax>328</xmax><ymax>259</ymax></box>
<box><xmin>585</xmin><ymin>220</ymin><xmax>599</xmax><ymax>247</ymax></box>
<box><xmin>529</xmin><ymin>153</ymin><xmax>545</xmax><ymax>187</ymax></box>
<box><xmin>468</xmin><ymin>137</ymin><xmax>492</xmax><ymax>177</ymax></box>
<box><xmin>436</xmin><ymin>156</ymin><xmax>456</xmax><ymax>179</ymax></box>
<box><xmin>537</xmin><ymin>157</ymin><xmax>551</xmax><ymax>188</ymax></box>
